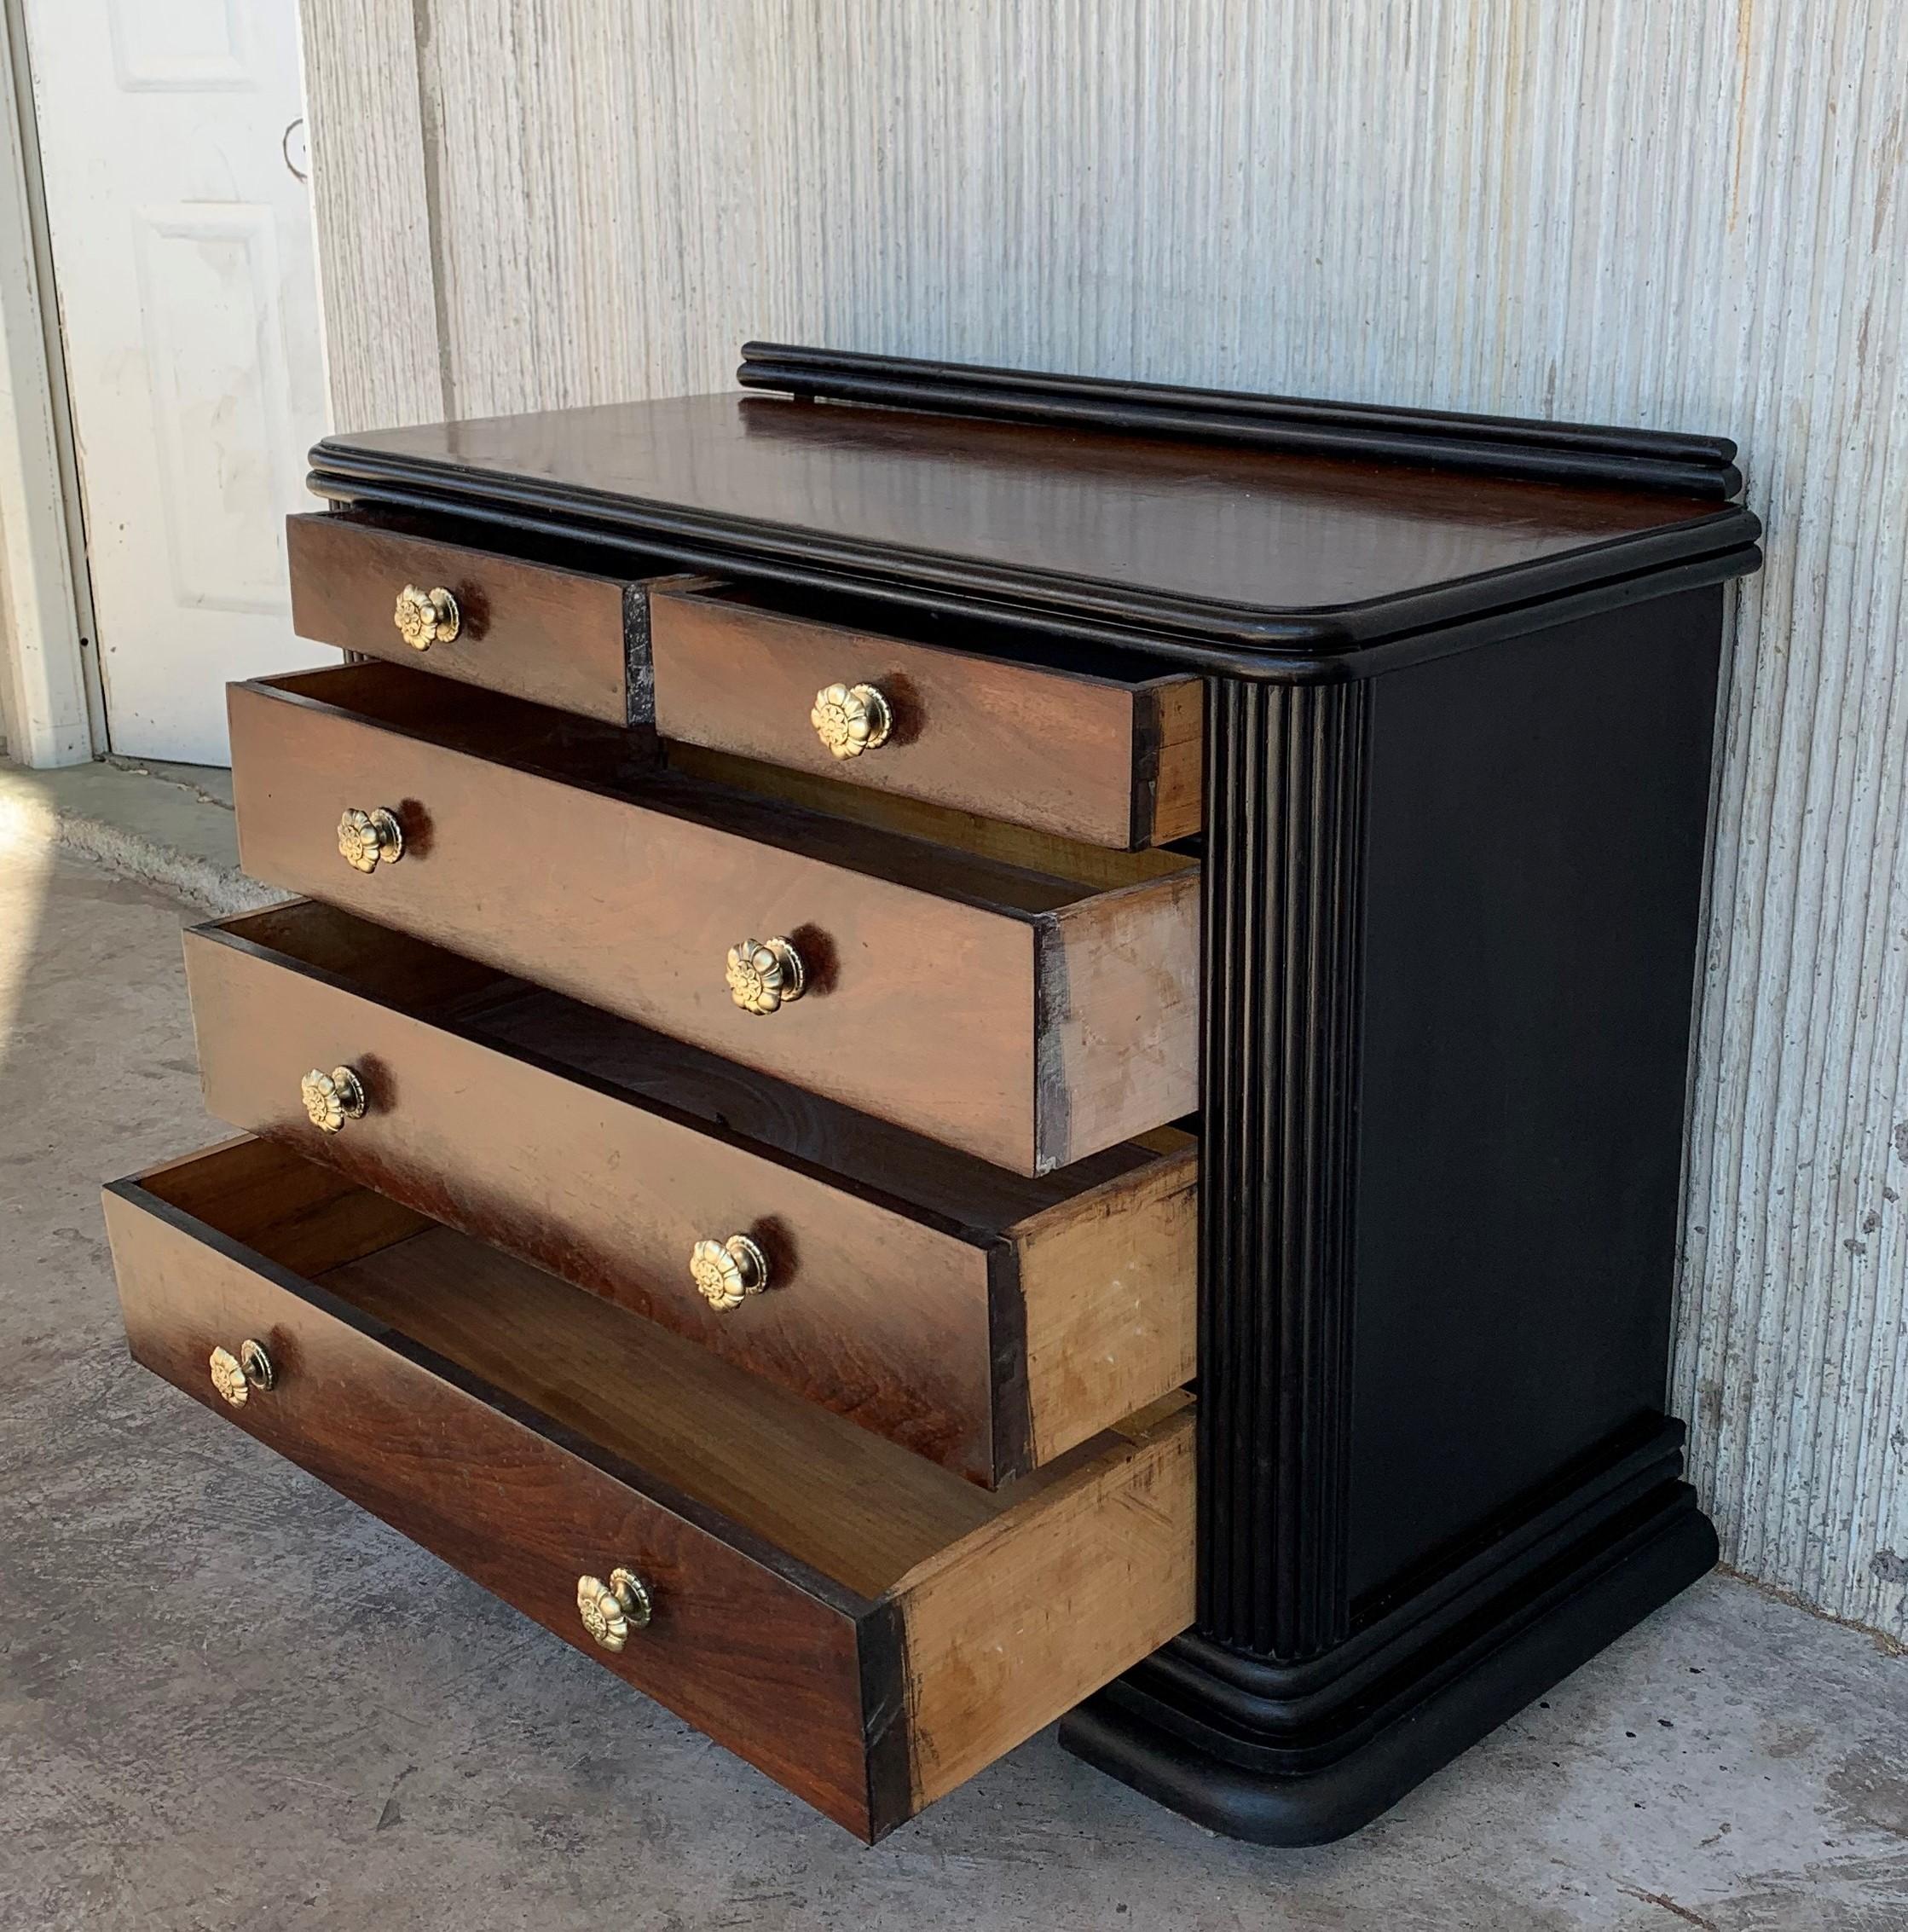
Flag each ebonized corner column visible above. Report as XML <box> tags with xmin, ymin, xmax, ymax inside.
<box><xmin>1197</xmin><ymin>677</ymin><xmax>1365</xmax><ymax>1660</ymax></box>
<box><xmin>1062</xmin><ymin>592</ymin><xmax>1727</xmax><ymax>1844</ymax></box>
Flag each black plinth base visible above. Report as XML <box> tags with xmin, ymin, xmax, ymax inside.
<box><xmin>1061</xmin><ymin>1473</ymin><xmax>1717</xmax><ymax>1847</ymax></box>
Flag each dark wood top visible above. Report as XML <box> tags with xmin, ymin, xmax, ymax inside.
<box><xmin>310</xmin><ymin>354</ymin><xmax>1761</xmax><ymax>680</ymax></box>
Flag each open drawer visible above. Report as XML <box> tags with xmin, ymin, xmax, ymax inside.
<box><xmin>648</xmin><ymin>576</ymin><xmax>1203</xmax><ymax>847</ymax></box>
<box><xmin>104</xmin><ymin>1137</ymin><xmax>1195</xmax><ymax>1842</ymax></box>
<box><xmin>183</xmin><ymin>899</ymin><xmax>1197</xmax><ymax>1487</ymax></box>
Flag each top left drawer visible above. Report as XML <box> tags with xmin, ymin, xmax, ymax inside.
<box><xmin>286</xmin><ymin>513</ymin><xmax>652</xmax><ymax>727</ymax></box>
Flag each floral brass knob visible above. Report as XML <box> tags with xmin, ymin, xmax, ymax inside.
<box><xmin>689</xmin><ymin>1234</ymin><xmax>771</xmax><ymax>1310</ymax></box>
<box><xmin>301</xmin><ymin>1065</ymin><xmax>367</xmax><ymax>1134</ymax></box>
<box><xmin>726</xmin><ymin>936</ymin><xmax>806</xmax><ymax>1015</ymax></box>
<box><xmin>394</xmin><ymin>583</ymin><xmax>460</xmax><ymax>651</ymax></box>
<box><xmin>208</xmin><ymin>1339</ymin><xmax>274</xmax><ymax>1409</ymax></box>
<box><xmin>576</xmin><ymin>1568</ymin><xmax>651</xmax><ymax>1651</ymax></box>
<box><xmin>811</xmin><ymin>681</ymin><xmax>893</xmax><ymax>760</ymax></box>
<box><xmin>337</xmin><ymin>805</ymin><xmax>404</xmax><ymax>873</ymax></box>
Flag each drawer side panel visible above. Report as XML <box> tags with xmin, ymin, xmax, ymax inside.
<box><xmin>896</xmin><ymin>1403</ymin><xmax>1196</xmax><ymax>1809</ymax></box>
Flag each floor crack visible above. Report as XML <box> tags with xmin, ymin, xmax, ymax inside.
<box><xmin>1617</xmin><ymin>1884</ymin><xmax>1720</xmax><ymax>1930</ymax></box>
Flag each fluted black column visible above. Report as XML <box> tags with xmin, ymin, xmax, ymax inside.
<box><xmin>1197</xmin><ymin>675</ymin><xmax>1367</xmax><ymax>1661</ymax></box>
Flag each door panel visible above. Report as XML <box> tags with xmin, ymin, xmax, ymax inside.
<box><xmin>25</xmin><ymin>0</ymin><xmax>326</xmax><ymax>761</ymax></box>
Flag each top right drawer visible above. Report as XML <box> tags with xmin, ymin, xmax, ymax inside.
<box><xmin>648</xmin><ymin>579</ymin><xmax>1203</xmax><ymax>849</ymax></box>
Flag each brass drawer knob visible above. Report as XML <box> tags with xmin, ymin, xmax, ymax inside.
<box><xmin>690</xmin><ymin>1233</ymin><xmax>771</xmax><ymax>1310</ymax></box>
<box><xmin>301</xmin><ymin>1065</ymin><xmax>367</xmax><ymax>1133</ymax></box>
<box><xmin>208</xmin><ymin>1339</ymin><xmax>275</xmax><ymax>1408</ymax></box>
<box><xmin>394</xmin><ymin>583</ymin><xmax>460</xmax><ymax>651</ymax></box>
<box><xmin>576</xmin><ymin>1567</ymin><xmax>651</xmax><ymax>1650</ymax></box>
<box><xmin>812</xmin><ymin>681</ymin><xmax>892</xmax><ymax>759</ymax></box>
<box><xmin>337</xmin><ymin>805</ymin><xmax>404</xmax><ymax>872</ymax></box>
<box><xmin>726</xmin><ymin>935</ymin><xmax>806</xmax><ymax>1015</ymax></box>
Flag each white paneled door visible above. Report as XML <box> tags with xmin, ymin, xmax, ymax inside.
<box><xmin>25</xmin><ymin>0</ymin><xmax>326</xmax><ymax>762</ymax></box>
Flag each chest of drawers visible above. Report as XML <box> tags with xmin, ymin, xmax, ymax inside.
<box><xmin>105</xmin><ymin>344</ymin><xmax>1762</xmax><ymax>1845</ymax></box>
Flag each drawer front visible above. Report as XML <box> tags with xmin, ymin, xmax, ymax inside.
<box><xmin>650</xmin><ymin>579</ymin><xmax>1203</xmax><ymax>847</ymax></box>
<box><xmin>104</xmin><ymin>1138</ymin><xmax>1197</xmax><ymax>1841</ymax></box>
<box><xmin>287</xmin><ymin>513</ymin><xmax>650</xmax><ymax>726</ymax></box>
<box><xmin>228</xmin><ymin>669</ymin><xmax>1200</xmax><ymax>1173</ymax></box>
<box><xmin>103</xmin><ymin>1147</ymin><xmax>888</xmax><ymax>1835</ymax></box>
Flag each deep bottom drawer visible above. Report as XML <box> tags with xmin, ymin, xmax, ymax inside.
<box><xmin>103</xmin><ymin>1137</ymin><xmax>1194</xmax><ymax>1842</ymax></box>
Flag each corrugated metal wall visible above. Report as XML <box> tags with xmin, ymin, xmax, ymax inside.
<box><xmin>302</xmin><ymin>0</ymin><xmax>1908</xmax><ymax>1637</ymax></box>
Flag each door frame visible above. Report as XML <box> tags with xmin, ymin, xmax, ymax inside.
<box><xmin>0</xmin><ymin>0</ymin><xmax>101</xmax><ymax>769</ymax></box>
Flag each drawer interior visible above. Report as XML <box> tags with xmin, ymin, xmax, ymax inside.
<box><xmin>666</xmin><ymin>574</ymin><xmax>1194</xmax><ymax>688</ymax></box>
<box><xmin>136</xmin><ymin>1136</ymin><xmax>1186</xmax><ymax>1601</ymax></box>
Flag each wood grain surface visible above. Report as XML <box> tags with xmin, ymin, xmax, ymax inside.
<box><xmin>649</xmin><ymin>576</ymin><xmax>1201</xmax><ymax>846</ymax></box>
<box><xmin>1042</xmin><ymin>867</ymin><xmax>1205</xmax><ymax>1171</ymax></box>
<box><xmin>228</xmin><ymin>664</ymin><xmax>1198</xmax><ymax>1172</ymax></box>
<box><xmin>315</xmin><ymin>391</ymin><xmax>1729</xmax><ymax>633</ymax></box>
<box><xmin>1017</xmin><ymin>1139</ymin><xmax>1200</xmax><ymax>1467</ymax></box>
<box><xmin>287</xmin><ymin>512</ymin><xmax>651</xmax><ymax>724</ymax></box>
<box><xmin>896</xmin><ymin>1394</ymin><xmax>1195</xmax><ymax>1810</ymax></box>
<box><xmin>663</xmin><ymin>741</ymin><xmax>1193</xmax><ymax>893</ymax></box>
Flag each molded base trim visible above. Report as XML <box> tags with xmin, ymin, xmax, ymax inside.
<box><xmin>1060</xmin><ymin>1483</ymin><xmax>1717</xmax><ymax>1845</ymax></box>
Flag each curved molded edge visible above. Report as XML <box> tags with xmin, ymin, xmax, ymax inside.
<box><xmin>1058</xmin><ymin>1491</ymin><xmax>1718</xmax><ymax>1846</ymax></box>
<box><xmin>738</xmin><ymin>342</ymin><xmax>1745</xmax><ymax>498</ymax></box>
<box><xmin>302</xmin><ymin>456</ymin><xmax>1764</xmax><ymax>685</ymax></box>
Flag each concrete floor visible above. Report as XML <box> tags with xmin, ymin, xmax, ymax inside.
<box><xmin>3</xmin><ymin>790</ymin><xmax>1908</xmax><ymax>1931</ymax></box>
<box><xmin>0</xmin><ymin>750</ymin><xmax>263</xmax><ymax>916</ymax></box>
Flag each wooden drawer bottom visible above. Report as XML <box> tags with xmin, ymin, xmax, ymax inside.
<box><xmin>104</xmin><ymin>1137</ymin><xmax>1194</xmax><ymax>1842</ymax></box>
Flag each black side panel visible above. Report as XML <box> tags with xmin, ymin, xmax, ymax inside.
<box><xmin>1347</xmin><ymin>587</ymin><xmax>1725</xmax><ymax>1605</ymax></box>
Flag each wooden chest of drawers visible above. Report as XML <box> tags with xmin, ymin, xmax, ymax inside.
<box><xmin>107</xmin><ymin>344</ymin><xmax>1762</xmax><ymax>1845</ymax></box>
